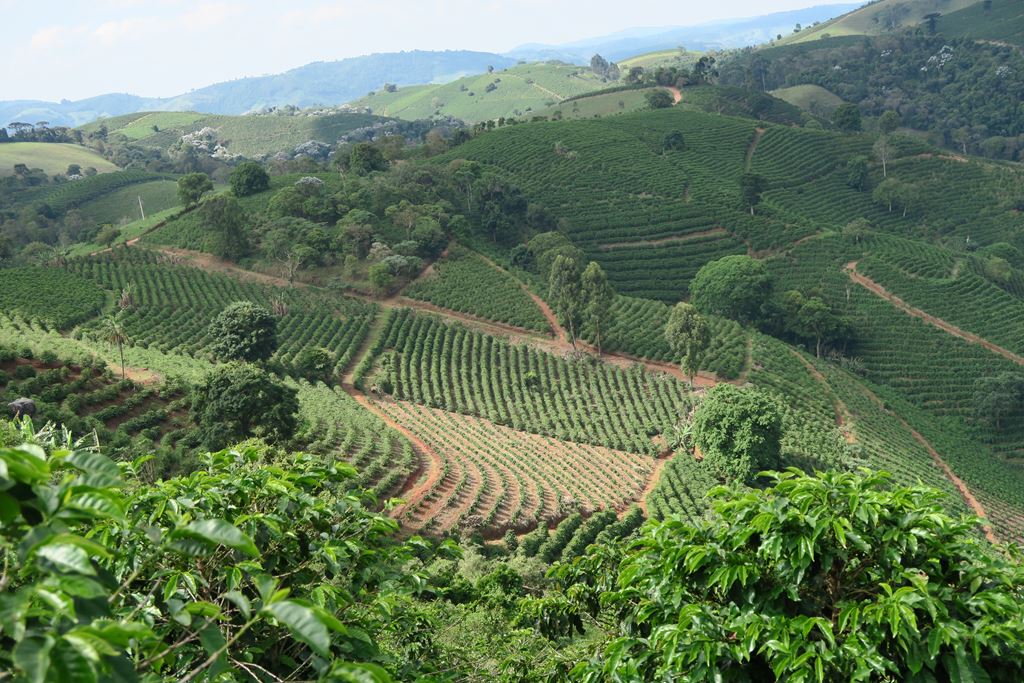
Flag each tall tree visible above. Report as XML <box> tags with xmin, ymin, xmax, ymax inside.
<box><xmin>201</xmin><ymin>195</ymin><xmax>249</xmax><ymax>260</ymax></box>
<box><xmin>102</xmin><ymin>314</ymin><xmax>130</xmax><ymax>380</ymax></box>
<box><xmin>738</xmin><ymin>173</ymin><xmax>767</xmax><ymax>215</ymax></box>
<box><xmin>691</xmin><ymin>384</ymin><xmax>784</xmax><ymax>483</ymax></box>
<box><xmin>581</xmin><ymin>261</ymin><xmax>614</xmax><ymax>356</ymax></box>
<box><xmin>783</xmin><ymin>290</ymin><xmax>846</xmax><ymax>358</ymax></box>
<box><xmin>664</xmin><ymin>302</ymin><xmax>711</xmax><ymax>387</ymax></box>
<box><xmin>548</xmin><ymin>254</ymin><xmax>584</xmax><ymax>350</ymax></box>
<box><xmin>191</xmin><ymin>362</ymin><xmax>298</xmax><ymax>449</ymax></box>
<box><xmin>229</xmin><ymin>161</ymin><xmax>270</xmax><ymax>197</ymax></box>
<box><xmin>832</xmin><ymin>102</ymin><xmax>862</xmax><ymax>132</ymax></box>
<box><xmin>177</xmin><ymin>172</ymin><xmax>213</xmax><ymax>207</ymax></box>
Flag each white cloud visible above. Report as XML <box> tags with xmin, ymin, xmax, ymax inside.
<box><xmin>180</xmin><ymin>2</ymin><xmax>243</xmax><ymax>28</ymax></box>
<box><xmin>93</xmin><ymin>18</ymin><xmax>157</xmax><ymax>44</ymax></box>
<box><xmin>29</xmin><ymin>26</ymin><xmax>69</xmax><ymax>50</ymax></box>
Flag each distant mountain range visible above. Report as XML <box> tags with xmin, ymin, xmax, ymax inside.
<box><xmin>507</xmin><ymin>3</ymin><xmax>861</xmax><ymax>61</ymax></box>
<box><xmin>0</xmin><ymin>3</ymin><xmax>860</xmax><ymax>129</ymax></box>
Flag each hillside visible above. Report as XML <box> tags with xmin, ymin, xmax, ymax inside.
<box><xmin>78</xmin><ymin>110</ymin><xmax>385</xmax><ymax>158</ymax></box>
<box><xmin>938</xmin><ymin>0</ymin><xmax>1024</xmax><ymax>46</ymax></box>
<box><xmin>0</xmin><ymin>142</ymin><xmax>118</xmax><ymax>176</ymax></box>
<box><xmin>508</xmin><ymin>4</ymin><xmax>862</xmax><ymax>60</ymax></box>
<box><xmin>348</xmin><ymin>62</ymin><xmax>611</xmax><ymax>122</ymax></box>
<box><xmin>777</xmin><ymin>0</ymin><xmax>978</xmax><ymax>44</ymax></box>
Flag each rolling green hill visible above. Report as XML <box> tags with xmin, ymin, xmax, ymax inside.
<box><xmin>0</xmin><ymin>142</ymin><xmax>118</xmax><ymax>176</ymax></box>
<box><xmin>937</xmin><ymin>0</ymin><xmax>1024</xmax><ymax>46</ymax></box>
<box><xmin>349</xmin><ymin>62</ymin><xmax>611</xmax><ymax>122</ymax></box>
<box><xmin>776</xmin><ymin>0</ymin><xmax>978</xmax><ymax>44</ymax></box>
<box><xmin>618</xmin><ymin>49</ymin><xmax>702</xmax><ymax>70</ymax></box>
<box><xmin>530</xmin><ymin>87</ymin><xmax>662</xmax><ymax>120</ymax></box>
<box><xmin>769</xmin><ymin>84</ymin><xmax>844</xmax><ymax>113</ymax></box>
<box><xmin>76</xmin><ymin>179</ymin><xmax>180</xmax><ymax>226</ymax></box>
<box><xmin>79</xmin><ymin>110</ymin><xmax>384</xmax><ymax>158</ymax></box>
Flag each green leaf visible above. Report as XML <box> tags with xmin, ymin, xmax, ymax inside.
<box><xmin>223</xmin><ymin>590</ymin><xmax>251</xmax><ymax>619</ymax></box>
<box><xmin>171</xmin><ymin>519</ymin><xmax>258</xmax><ymax>556</ymax></box>
<box><xmin>13</xmin><ymin>634</ymin><xmax>54</xmax><ymax>683</ymax></box>
<box><xmin>36</xmin><ymin>543</ymin><xmax>95</xmax><ymax>575</ymax></box>
<box><xmin>49</xmin><ymin>639</ymin><xmax>97</xmax><ymax>683</ymax></box>
<box><xmin>65</xmin><ymin>487</ymin><xmax>125</xmax><ymax>519</ymax></box>
<box><xmin>198</xmin><ymin>623</ymin><xmax>230</xmax><ymax>678</ymax></box>
<box><xmin>265</xmin><ymin>600</ymin><xmax>331</xmax><ymax>657</ymax></box>
<box><xmin>325</xmin><ymin>661</ymin><xmax>395</xmax><ymax>683</ymax></box>
<box><xmin>0</xmin><ymin>491</ymin><xmax>18</xmax><ymax>524</ymax></box>
<box><xmin>0</xmin><ymin>446</ymin><xmax>49</xmax><ymax>484</ymax></box>
<box><xmin>64</xmin><ymin>450</ymin><xmax>121</xmax><ymax>480</ymax></box>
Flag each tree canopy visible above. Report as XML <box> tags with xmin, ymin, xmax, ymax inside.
<box><xmin>191</xmin><ymin>362</ymin><xmax>298</xmax><ymax>448</ymax></box>
<box><xmin>207</xmin><ymin>301</ymin><xmax>278</xmax><ymax>363</ymax></box>
<box><xmin>528</xmin><ymin>469</ymin><xmax>1024</xmax><ymax>681</ymax></box>
<box><xmin>691</xmin><ymin>383</ymin><xmax>784</xmax><ymax>483</ymax></box>
<box><xmin>690</xmin><ymin>254</ymin><xmax>773</xmax><ymax>324</ymax></box>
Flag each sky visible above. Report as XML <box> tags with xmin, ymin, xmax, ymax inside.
<box><xmin>2</xmin><ymin>0</ymin><xmax>850</xmax><ymax>102</ymax></box>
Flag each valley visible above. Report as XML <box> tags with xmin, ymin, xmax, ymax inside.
<box><xmin>4</xmin><ymin>1</ymin><xmax>1024</xmax><ymax>679</ymax></box>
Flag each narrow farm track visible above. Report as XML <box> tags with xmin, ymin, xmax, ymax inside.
<box><xmin>339</xmin><ymin>386</ymin><xmax>445</xmax><ymax>524</ymax></box>
<box><xmin>745</xmin><ymin>127</ymin><xmax>766</xmax><ymax>171</ymax></box>
<box><xmin>638</xmin><ymin>456</ymin><xmax>671</xmax><ymax>516</ymax></box>
<box><xmin>475</xmin><ymin>251</ymin><xmax>722</xmax><ymax>385</ymax></box>
<box><xmin>788</xmin><ymin>348</ymin><xmax>855</xmax><ymax>441</ymax></box>
<box><xmin>667</xmin><ymin>87</ymin><xmax>682</xmax><ymax>105</ymax></box>
<box><xmin>846</xmin><ymin>261</ymin><xmax>1024</xmax><ymax>366</ymax></box>
<box><xmin>855</xmin><ymin>384</ymin><xmax>999</xmax><ymax>544</ymax></box>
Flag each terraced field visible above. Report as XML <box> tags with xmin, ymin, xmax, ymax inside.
<box><xmin>65</xmin><ymin>249</ymin><xmax>377</xmax><ymax>375</ymax></box>
<box><xmin>0</xmin><ymin>349</ymin><xmax>192</xmax><ymax>463</ymax></box>
<box><xmin>358</xmin><ymin>308</ymin><xmax>693</xmax><ymax>453</ymax></box>
<box><xmin>404</xmin><ymin>246</ymin><xmax>550</xmax><ymax>332</ymax></box>
<box><xmin>376</xmin><ymin>399</ymin><xmax>656</xmax><ymax>537</ymax></box>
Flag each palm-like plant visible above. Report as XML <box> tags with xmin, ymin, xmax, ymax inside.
<box><xmin>102</xmin><ymin>314</ymin><xmax>130</xmax><ymax>380</ymax></box>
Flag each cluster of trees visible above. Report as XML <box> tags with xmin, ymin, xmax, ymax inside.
<box><xmin>689</xmin><ymin>254</ymin><xmax>850</xmax><ymax>357</ymax></box>
<box><xmin>0</xmin><ymin>121</ymin><xmax>79</xmax><ymax>144</ymax></box>
<box><xmin>548</xmin><ymin>254</ymin><xmax>615</xmax><ymax>353</ymax></box>
<box><xmin>625</xmin><ymin>55</ymin><xmax>718</xmax><ymax>90</ymax></box>
<box><xmin>176</xmin><ymin>152</ymin><xmax>547</xmax><ymax>295</ymax></box>
<box><xmin>589</xmin><ymin>53</ymin><xmax>621</xmax><ymax>80</ymax></box>
<box><xmin>192</xmin><ymin>301</ymin><xmax>299</xmax><ymax>449</ymax></box>
<box><xmin>721</xmin><ymin>35</ymin><xmax>1024</xmax><ymax>158</ymax></box>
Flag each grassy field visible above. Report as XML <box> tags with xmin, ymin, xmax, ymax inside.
<box><xmin>0</xmin><ymin>142</ymin><xmax>118</xmax><ymax>176</ymax></box>
<box><xmin>777</xmin><ymin>0</ymin><xmax>977</xmax><ymax>44</ymax></box>
<box><xmin>770</xmin><ymin>84</ymin><xmax>844</xmax><ymax>113</ymax></box>
<box><xmin>79</xmin><ymin>110</ymin><xmax>382</xmax><ymax>157</ymax></box>
<box><xmin>530</xmin><ymin>88</ymin><xmax>661</xmax><ymax>120</ymax></box>
<box><xmin>77</xmin><ymin>179</ymin><xmax>180</xmax><ymax>226</ymax></box>
<box><xmin>618</xmin><ymin>49</ymin><xmax>702</xmax><ymax>70</ymax></box>
<box><xmin>349</xmin><ymin>62</ymin><xmax>610</xmax><ymax>122</ymax></box>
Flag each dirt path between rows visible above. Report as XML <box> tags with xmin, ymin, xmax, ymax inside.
<box><xmin>668</xmin><ymin>87</ymin><xmax>682</xmax><ymax>105</ymax></box>
<box><xmin>788</xmin><ymin>348</ymin><xmax>855</xmax><ymax>443</ymax></box>
<box><xmin>340</xmin><ymin>385</ymin><xmax>445</xmax><ymax>521</ymax></box>
<box><xmin>855</xmin><ymin>382</ymin><xmax>998</xmax><ymax>543</ymax></box>
<box><xmin>745</xmin><ymin>127</ymin><xmax>766</xmax><ymax>171</ymax></box>
<box><xmin>598</xmin><ymin>227</ymin><xmax>730</xmax><ymax>251</ymax></box>
<box><xmin>845</xmin><ymin>261</ymin><xmax>1024</xmax><ymax>366</ymax></box>
<box><xmin>638</xmin><ymin>456</ymin><xmax>671</xmax><ymax>516</ymax></box>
